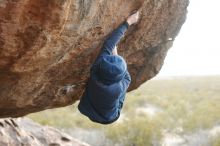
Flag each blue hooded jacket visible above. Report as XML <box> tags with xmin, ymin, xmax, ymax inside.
<box><xmin>78</xmin><ymin>22</ymin><xmax>131</xmax><ymax>124</ymax></box>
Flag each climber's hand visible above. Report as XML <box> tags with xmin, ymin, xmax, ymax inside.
<box><xmin>112</xmin><ymin>46</ymin><xmax>118</xmax><ymax>55</ymax></box>
<box><xmin>126</xmin><ymin>11</ymin><xmax>140</xmax><ymax>25</ymax></box>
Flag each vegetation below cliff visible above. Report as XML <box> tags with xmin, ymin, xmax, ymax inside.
<box><xmin>27</xmin><ymin>76</ymin><xmax>220</xmax><ymax>146</ymax></box>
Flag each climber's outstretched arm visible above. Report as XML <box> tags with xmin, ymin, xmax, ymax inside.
<box><xmin>92</xmin><ymin>11</ymin><xmax>140</xmax><ymax>68</ymax></box>
<box><xmin>100</xmin><ymin>22</ymin><xmax>129</xmax><ymax>56</ymax></box>
<box><xmin>98</xmin><ymin>11</ymin><xmax>140</xmax><ymax>57</ymax></box>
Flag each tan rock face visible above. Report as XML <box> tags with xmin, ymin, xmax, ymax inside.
<box><xmin>0</xmin><ymin>0</ymin><xmax>189</xmax><ymax>117</ymax></box>
<box><xmin>0</xmin><ymin>118</ymin><xmax>90</xmax><ymax>146</ymax></box>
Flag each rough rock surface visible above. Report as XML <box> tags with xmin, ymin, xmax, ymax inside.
<box><xmin>0</xmin><ymin>118</ymin><xmax>90</xmax><ymax>146</ymax></box>
<box><xmin>0</xmin><ymin>0</ymin><xmax>189</xmax><ymax>117</ymax></box>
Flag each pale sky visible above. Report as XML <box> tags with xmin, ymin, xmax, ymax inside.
<box><xmin>158</xmin><ymin>0</ymin><xmax>220</xmax><ymax>77</ymax></box>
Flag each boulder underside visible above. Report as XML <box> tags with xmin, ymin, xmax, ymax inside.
<box><xmin>0</xmin><ymin>0</ymin><xmax>189</xmax><ymax>117</ymax></box>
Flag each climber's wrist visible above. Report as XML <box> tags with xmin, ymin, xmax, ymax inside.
<box><xmin>126</xmin><ymin>20</ymin><xmax>132</xmax><ymax>26</ymax></box>
<box><xmin>124</xmin><ymin>21</ymin><xmax>130</xmax><ymax>29</ymax></box>
<box><xmin>126</xmin><ymin>11</ymin><xmax>140</xmax><ymax>26</ymax></box>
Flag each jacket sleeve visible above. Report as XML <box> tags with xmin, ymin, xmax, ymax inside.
<box><xmin>121</xmin><ymin>70</ymin><xmax>131</xmax><ymax>93</ymax></box>
<box><xmin>100</xmin><ymin>21</ymin><xmax>129</xmax><ymax>56</ymax></box>
<box><xmin>121</xmin><ymin>70</ymin><xmax>131</xmax><ymax>96</ymax></box>
<box><xmin>118</xmin><ymin>70</ymin><xmax>131</xmax><ymax>109</ymax></box>
<box><xmin>91</xmin><ymin>21</ymin><xmax>129</xmax><ymax>71</ymax></box>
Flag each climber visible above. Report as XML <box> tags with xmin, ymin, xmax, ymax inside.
<box><xmin>78</xmin><ymin>11</ymin><xmax>140</xmax><ymax>124</ymax></box>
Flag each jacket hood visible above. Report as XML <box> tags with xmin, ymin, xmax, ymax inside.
<box><xmin>97</xmin><ymin>55</ymin><xmax>127</xmax><ymax>83</ymax></box>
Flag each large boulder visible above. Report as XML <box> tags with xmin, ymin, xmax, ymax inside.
<box><xmin>0</xmin><ymin>0</ymin><xmax>189</xmax><ymax>117</ymax></box>
<box><xmin>0</xmin><ymin>118</ymin><xmax>90</xmax><ymax>146</ymax></box>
